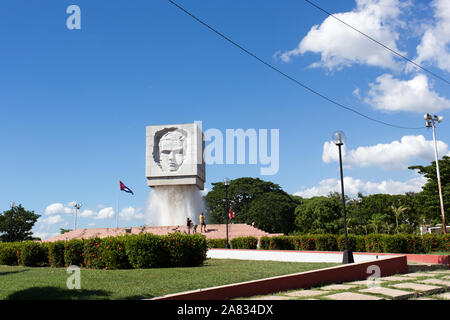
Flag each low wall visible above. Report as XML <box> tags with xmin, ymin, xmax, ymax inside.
<box><xmin>153</xmin><ymin>255</ymin><xmax>407</xmax><ymax>300</ymax></box>
<box><xmin>208</xmin><ymin>248</ymin><xmax>450</xmax><ymax>266</ymax></box>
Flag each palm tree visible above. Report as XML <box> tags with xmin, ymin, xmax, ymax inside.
<box><xmin>391</xmin><ymin>205</ymin><xmax>408</xmax><ymax>234</ymax></box>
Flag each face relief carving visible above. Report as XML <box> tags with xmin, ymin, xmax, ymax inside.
<box><xmin>156</xmin><ymin>129</ymin><xmax>187</xmax><ymax>172</ymax></box>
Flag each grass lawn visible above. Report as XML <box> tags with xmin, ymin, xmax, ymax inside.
<box><xmin>0</xmin><ymin>259</ymin><xmax>337</xmax><ymax>300</ymax></box>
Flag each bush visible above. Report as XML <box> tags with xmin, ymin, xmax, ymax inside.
<box><xmin>64</xmin><ymin>239</ymin><xmax>84</xmax><ymax>267</ymax></box>
<box><xmin>45</xmin><ymin>241</ymin><xmax>65</xmax><ymax>267</ymax></box>
<box><xmin>18</xmin><ymin>241</ymin><xmax>48</xmax><ymax>267</ymax></box>
<box><xmin>381</xmin><ymin>234</ymin><xmax>408</xmax><ymax>253</ymax></box>
<box><xmin>365</xmin><ymin>234</ymin><xmax>384</xmax><ymax>253</ymax></box>
<box><xmin>292</xmin><ymin>235</ymin><xmax>316</xmax><ymax>251</ymax></box>
<box><xmin>166</xmin><ymin>233</ymin><xmax>207</xmax><ymax>267</ymax></box>
<box><xmin>207</xmin><ymin>238</ymin><xmax>227</xmax><ymax>249</ymax></box>
<box><xmin>0</xmin><ymin>242</ymin><xmax>20</xmax><ymax>265</ymax></box>
<box><xmin>125</xmin><ymin>233</ymin><xmax>170</xmax><ymax>268</ymax></box>
<box><xmin>337</xmin><ymin>235</ymin><xmax>366</xmax><ymax>252</ymax></box>
<box><xmin>315</xmin><ymin>234</ymin><xmax>338</xmax><ymax>251</ymax></box>
<box><xmin>83</xmin><ymin>237</ymin><xmax>105</xmax><ymax>269</ymax></box>
<box><xmin>260</xmin><ymin>236</ymin><xmax>295</xmax><ymax>250</ymax></box>
<box><xmin>102</xmin><ymin>236</ymin><xmax>130</xmax><ymax>269</ymax></box>
<box><xmin>405</xmin><ymin>235</ymin><xmax>425</xmax><ymax>254</ymax></box>
<box><xmin>230</xmin><ymin>236</ymin><xmax>258</xmax><ymax>249</ymax></box>
<box><xmin>422</xmin><ymin>234</ymin><xmax>443</xmax><ymax>252</ymax></box>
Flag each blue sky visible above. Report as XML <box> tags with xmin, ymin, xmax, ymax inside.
<box><xmin>0</xmin><ymin>0</ymin><xmax>449</xmax><ymax>239</ymax></box>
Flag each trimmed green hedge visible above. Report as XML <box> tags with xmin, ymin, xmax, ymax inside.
<box><xmin>260</xmin><ymin>233</ymin><xmax>450</xmax><ymax>254</ymax></box>
<box><xmin>0</xmin><ymin>233</ymin><xmax>208</xmax><ymax>269</ymax></box>
<box><xmin>230</xmin><ymin>236</ymin><xmax>258</xmax><ymax>249</ymax></box>
<box><xmin>207</xmin><ymin>238</ymin><xmax>228</xmax><ymax>249</ymax></box>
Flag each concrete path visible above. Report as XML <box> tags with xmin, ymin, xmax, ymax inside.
<box><xmin>243</xmin><ymin>269</ymin><xmax>450</xmax><ymax>300</ymax></box>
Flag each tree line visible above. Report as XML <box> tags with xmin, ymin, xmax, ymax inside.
<box><xmin>205</xmin><ymin>156</ymin><xmax>450</xmax><ymax>235</ymax></box>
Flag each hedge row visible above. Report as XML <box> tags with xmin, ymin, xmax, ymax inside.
<box><xmin>260</xmin><ymin>233</ymin><xmax>450</xmax><ymax>254</ymax></box>
<box><xmin>207</xmin><ymin>237</ymin><xmax>258</xmax><ymax>249</ymax></box>
<box><xmin>0</xmin><ymin>233</ymin><xmax>208</xmax><ymax>269</ymax></box>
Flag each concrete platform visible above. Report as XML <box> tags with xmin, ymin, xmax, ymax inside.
<box><xmin>417</xmin><ymin>278</ymin><xmax>450</xmax><ymax>287</ymax></box>
<box><xmin>359</xmin><ymin>287</ymin><xmax>414</xmax><ymax>300</ymax></box>
<box><xmin>319</xmin><ymin>284</ymin><xmax>357</xmax><ymax>291</ymax></box>
<box><xmin>323</xmin><ymin>292</ymin><xmax>384</xmax><ymax>300</ymax></box>
<box><xmin>285</xmin><ymin>289</ymin><xmax>328</xmax><ymax>298</ymax></box>
<box><xmin>392</xmin><ymin>282</ymin><xmax>444</xmax><ymax>294</ymax></box>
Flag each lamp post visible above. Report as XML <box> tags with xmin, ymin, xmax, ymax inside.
<box><xmin>332</xmin><ymin>131</ymin><xmax>354</xmax><ymax>264</ymax></box>
<box><xmin>73</xmin><ymin>202</ymin><xmax>82</xmax><ymax>230</ymax></box>
<box><xmin>424</xmin><ymin>113</ymin><xmax>446</xmax><ymax>234</ymax></box>
<box><xmin>224</xmin><ymin>177</ymin><xmax>231</xmax><ymax>249</ymax></box>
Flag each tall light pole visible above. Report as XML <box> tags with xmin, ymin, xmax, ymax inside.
<box><xmin>73</xmin><ymin>202</ymin><xmax>82</xmax><ymax>230</ymax></box>
<box><xmin>332</xmin><ymin>131</ymin><xmax>354</xmax><ymax>264</ymax></box>
<box><xmin>224</xmin><ymin>177</ymin><xmax>231</xmax><ymax>249</ymax></box>
<box><xmin>425</xmin><ymin>113</ymin><xmax>446</xmax><ymax>234</ymax></box>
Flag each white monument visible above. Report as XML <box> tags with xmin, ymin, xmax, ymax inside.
<box><xmin>145</xmin><ymin>123</ymin><xmax>206</xmax><ymax>226</ymax></box>
<box><xmin>146</xmin><ymin>123</ymin><xmax>205</xmax><ymax>190</ymax></box>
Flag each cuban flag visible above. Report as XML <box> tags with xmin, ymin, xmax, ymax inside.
<box><xmin>228</xmin><ymin>206</ymin><xmax>235</xmax><ymax>220</ymax></box>
<box><xmin>120</xmin><ymin>181</ymin><xmax>134</xmax><ymax>195</ymax></box>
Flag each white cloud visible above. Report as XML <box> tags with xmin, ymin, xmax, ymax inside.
<box><xmin>96</xmin><ymin>207</ymin><xmax>115</xmax><ymax>220</ymax></box>
<box><xmin>119</xmin><ymin>206</ymin><xmax>145</xmax><ymax>221</ymax></box>
<box><xmin>365</xmin><ymin>74</ymin><xmax>450</xmax><ymax>112</ymax></box>
<box><xmin>45</xmin><ymin>203</ymin><xmax>75</xmax><ymax>215</ymax></box>
<box><xmin>41</xmin><ymin>214</ymin><xmax>65</xmax><ymax>226</ymax></box>
<box><xmin>323</xmin><ymin>135</ymin><xmax>449</xmax><ymax>169</ymax></box>
<box><xmin>279</xmin><ymin>0</ymin><xmax>407</xmax><ymax>70</ymax></box>
<box><xmin>295</xmin><ymin>175</ymin><xmax>427</xmax><ymax>198</ymax></box>
<box><xmin>79</xmin><ymin>209</ymin><xmax>96</xmax><ymax>218</ymax></box>
<box><xmin>414</xmin><ymin>0</ymin><xmax>450</xmax><ymax>72</ymax></box>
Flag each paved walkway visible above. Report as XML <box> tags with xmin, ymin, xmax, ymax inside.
<box><xmin>245</xmin><ymin>269</ymin><xmax>450</xmax><ymax>300</ymax></box>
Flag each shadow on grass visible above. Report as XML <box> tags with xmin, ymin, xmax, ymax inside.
<box><xmin>6</xmin><ymin>286</ymin><xmax>111</xmax><ymax>300</ymax></box>
<box><xmin>0</xmin><ymin>269</ymin><xmax>29</xmax><ymax>276</ymax></box>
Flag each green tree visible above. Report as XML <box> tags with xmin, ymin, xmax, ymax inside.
<box><xmin>204</xmin><ymin>177</ymin><xmax>298</xmax><ymax>233</ymax></box>
<box><xmin>60</xmin><ymin>228</ymin><xmax>72</xmax><ymax>234</ymax></box>
<box><xmin>247</xmin><ymin>192</ymin><xmax>297</xmax><ymax>234</ymax></box>
<box><xmin>409</xmin><ymin>155</ymin><xmax>450</xmax><ymax>226</ymax></box>
<box><xmin>391</xmin><ymin>205</ymin><xmax>408</xmax><ymax>234</ymax></box>
<box><xmin>294</xmin><ymin>196</ymin><xmax>342</xmax><ymax>234</ymax></box>
<box><xmin>0</xmin><ymin>205</ymin><xmax>40</xmax><ymax>242</ymax></box>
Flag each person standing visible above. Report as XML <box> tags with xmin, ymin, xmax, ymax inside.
<box><xmin>186</xmin><ymin>218</ymin><xmax>192</xmax><ymax>234</ymax></box>
<box><xmin>199</xmin><ymin>212</ymin><xmax>206</xmax><ymax>232</ymax></box>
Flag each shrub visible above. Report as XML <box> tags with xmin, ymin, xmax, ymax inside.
<box><xmin>404</xmin><ymin>235</ymin><xmax>424</xmax><ymax>254</ymax></box>
<box><xmin>381</xmin><ymin>234</ymin><xmax>408</xmax><ymax>253</ymax></box>
<box><xmin>365</xmin><ymin>234</ymin><xmax>384</xmax><ymax>253</ymax></box>
<box><xmin>64</xmin><ymin>239</ymin><xmax>84</xmax><ymax>267</ymax></box>
<box><xmin>422</xmin><ymin>234</ymin><xmax>443</xmax><ymax>252</ymax></box>
<box><xmin>83</xmin><ymin>237</ymin><xmax>105</xmax><ymax>269</ymax></box>
<box><xmin>230</xmin><ymin>236</ymin><xmax>258</xmax><ymax>249</ymax></box>
<box><xmin>102</xmin><ymin>236</ymin><xmax>130</xmax><ymax>270</ymax></box>
<box><xmin>259</xmin><ymin>236</ymin><xmax>270</xmax><ymax>250</ymax></box>
<box><xmin>125</xmin><ymin>233</ymin><xmax>169</xmax><ymax>268</ymax></box>
<box><xmin>260</xmin><ymin>236</ymin><xmax>295</xmax><ymax>250</ymax></box>
<box><xmin>315</xmin><ymin>234</ymin><xmax>338</xmax><ymax>251</ymax></box>
<box><xmin>337</xmin><ymin>235</ymin><xmax>366</xmax><ymax>252</ymax></box>
<box><xmin>0</xmin><ymin>242</ymin><xmax>20</xmax><ymax>265</ymax></box>
<box><xmin>292</xmin><ymin>235</ymin><xmax>316</xmax><ymax>251</ymax></box>
<box><xmin>45</xmin><ymin>241</ymin><xmax>66</xmax><ymax>267</ymax></box>
<box><xmin>166</xmin><ymin>233</ymin><xmax>207</xmax><ymax>267</ymax></box>
<box><xmin>443</xmin><ymin>234</ymin><xmax>450</xmax><ymax>252</ymax></box>
<box><xmin>207</xmin><ymin>238</ymin><xmax>227</xmax><ymax>249</ymax></box>
<box><xmin>18</xmin><ymin>241</ymin><xmax>48</xmax><ymax>267</ymax></box>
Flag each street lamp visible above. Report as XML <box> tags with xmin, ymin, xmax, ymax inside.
<box><xmin>332</xmin><ymin>131</ymin><xmax>354</xmax><ymax>264</ymax></box>
<box><xmin>73</xmin><ymin>202</ymin><xmax>82</xmax><ymax>230</ymax></box>
<box><xmin>224</xmin><ymin>177</ymin><xmax>231</xmax><ymax>249</ymax></box>
<box><xmin>424</xmin><ymin>113</ymin><xmax>446</xmax><ymax>234</ymax></box>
